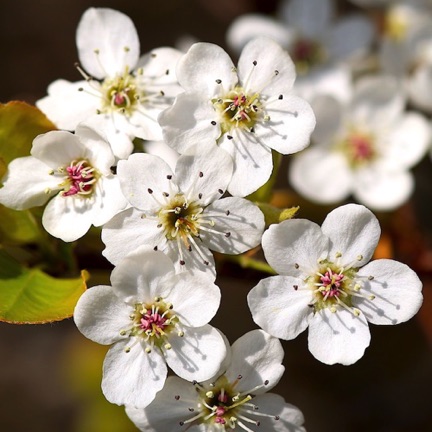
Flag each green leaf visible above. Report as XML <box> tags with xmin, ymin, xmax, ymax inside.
<box><xmin>0</xmin><ymin>101</ymin><xmax>56</xmax><ymax>166</ymax></box>
<box><xmin>0</xmin><ymin>206</ymin><xmax>41</xmax><ymax>244</ymax></box>
<box><xmin>256</xmin><ymin>202</ymin><xmax>299</xmax><ymax>227</ymax></box>
<box><xmin>0</xmin><ymin>249</ymin><xmax>88</xmax><ymax>324</ymax></box>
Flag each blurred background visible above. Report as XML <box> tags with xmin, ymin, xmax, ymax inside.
<box><xmin>1</xmin><ymin>0</ymin><xmax>432</xmax><ymax>431</ymax></box>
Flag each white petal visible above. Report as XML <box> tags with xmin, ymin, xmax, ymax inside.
<box><xmin>163</xmin><ymin>235</ymin><xmax>217</xmax><ymax>279</ymax></box>
<box><xmin>201</xmin><ymin>197</ymin><xmax>264</xmax><ymax>254</ymax></box>
<box><xmin>102</xmin><ymin>207</ymin><xmax>165</xmax><ymax>265</ymax></box>
<box><xmin>289</xmin><ymin>148</ymin><xmax>353</xmax><ymax>204</ymax></box>
<box><xmin>176</xmin><ymin>43</ymin><xmax>238</xmax><ymax>96</ymax></box>
<box><xmin>82</xmin><ymin>115</ymin><xmax>134</xmax><ymax>161</ymax></box>
<box><xmin>350</xmin><ymin>75</ymin><xmax>405</xmax><ymax>129</ymax></box>
<box><xmin>219</xmin><ymin>128</ymin><xmax>273</xmax><ymax>197</ymax></box>
<box><xmin>75</xmin><ymin>123</ymin><xmax>116</xmax><ymax>174</ymax></box>
<box><xmin>227</xmin><ymin>14</ymin><xmax>294</xmax><ymax>53</ymax></box>
<box><xmin>308</xmin><ymin>308</ymin><xmax>371</xmax><ymax>365</ymax></box>
<box><xmin>31</xmin><ymin>130</ymin><xmax>86</xmax><ymax>167</ymax></box>
<box><xmin>136</xmin><ymin>47</ymin><xmax>183</xmax><ymax>94</ymax></box>
<box><xmin>165</xmin><ymin>325</ymin><xmax>227</xmax><ymax>382</ymax></box>
<box><xmin>126</xmin><ymin>376</ymin><xmax>198</xmax><ymax>431</ymax></box>
<box><xmin>143</xmin><ymin>140</ymin><xmax>180</xmax><ymax>172</ymax></box>
<box><xmin>0</xmin><ymin>157</ymin><xmax>55</xmax><ymax>210</ymax></box>
<box><xmin>321</xmin><ymin>203</ymin><xmax>380</xmax><ymax>267</ymax></box>
<box><xmin>74</xmin><ymin>285</ymin><xmax>131</xmax><ymax>344</ymax></box>
<box><xmin>407</xmin><ymin>64</ymin><xmax>432</xmax><ymax>113</ymax></box>
<box><xmin>262</xmin><ymin>219</ymin><xmax>330</xmax><ymax>276</ymax></box>
<box><xmin>250</xmin><ymin>394</ymin><xmax>306</xmax><ymax>432</ymax></box>
<box><xmin>326</xmin><ymin>15</ymin><xmax>374</xmax><ymax>61</ymax></box>
<box><xmin>280</xmin><ymin>0</ymin><xmax>333</xmax><ymax>38</ymax></box>
<box><xmin>226</xmin><ymin>329</ymin><xmax>285</xmax><ymax>395</ymax></box>
<box><xmin>159</xmin><ymin>94</ymin><xmax>221</xmax><ymax>154</ymax></box>
<box><xmin>382</xmin><ymin>112</ymin><xmax>430</xmax><ymax>170</ymax></box>
<box><xmin>110</xmin><ymin>247</ymin><xmax>175</xmax><ymax>303</ymax></box>
<box><xmin>293</xmin><ymin>65</ymin><xmax>353</xmax><ymax>103</ymax></box>
<box><xmin>353</xmin><ymin>168</ymin><xmax>414</xmax><ymax>211</ymax></box>
<box><xmin>248</xmin><ymin>275</ymin><xmax>313</xmax><ymax>340</ymax></box>
<box><xmin>117</xmin><ymin>153</ymin><xmax>175</xmax><ymax>211</ymax></box>
<box><xmin>238</xmin><ymin>37</ymin><xmax>296</xmax><ymax>96</ymax></box>
<box><xmin>356</xmin><ymin>259</ymin><xmax>423</xmax><ymax>325</ymax></box>
<box><xmin>175</xmin><ymin>144</ymin><xmax>233</xmax><ymax>207</ymax></box>
<box><xmin>310</xmin><ymin>94</ymin><xmax>343</xmax><ymax>143</ymax></box>
<box><xmin>254</xmin><ymin>95</ymin><xmax>316</xmax><ymax>154</ymax></box>
<box><xmin>42</xmin><ymin>194</ymin><xmax>95</xmax><ymax>242</ymax></box>
<box><xmin>90</xmin><ymin>176</ymin><xmax>128</xmax><ymax>227</ymax></box>
<box><xmin>102</xmin><ymin>339</ymin><xmax>167</xmax><ymax>408</ymax></box>
<box><xmin>163</xmin><ymin>272</ymin><xmax>221</xmax><ymax>327</ymax></box>
<box><xmin>36</xmin><ymin>79</ymin><xmax>98</xmax><ymax>130</ymax></box>
<box><xmin>76</xmin><ymin>8</ymin><xmax>139</xmax><ymax>79</ymax></box>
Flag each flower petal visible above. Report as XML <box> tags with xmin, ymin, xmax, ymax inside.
<box><xmin>165</xmin><ymin>325</ymin><xmax>227</xmax><ymax>382</ymax></box>
<box><xmin>42</xmin><ymin>194</ymin><xmax>95</xmax><ymax>242</ymax></box>
<box><xmin>248</xmin><ymin>275</ymin><xmax>313</xmax><ymax>340</ymax></box>
<box><xmin>126</xmin><ymin>376</ymin><xmax>198</xmax><ymax>431</ymax></box>
<box><xmin>0</xmin><ymin>156</ymin><xmax>55</xmax><ymax>210</ymax></box>
<box><xmin>238</xmin><ymin>37</ymin><xmax>296</xmax><ymax>96</ymax></box>
<box><xmin>251</xmin><ymin>393</ymin><xmax>306</xmax><ymax>432</ymax></box>
<box><xmin>308</xmin><ymin>308</ymin><xmax>371</xmax><ymax>365</ymax></box>
<box><xmin>110</xmin><ymin>247</ymin><xmax>175</xmax><ymax>303</ymax></box>
<box><xmin>356</xmin><ymin>259</ymin><xmax>423</xmax><ymax>325</ymax></box>
<box><xmin>117</xmin><ymin>153</ymin><xmax>175</xmax><ymax>212</ymax></box>
<box><xmin>76</xmin><ymin>8</ymin><xmax>140</xmax><ymax>79</ymax></box>
<box><xmin>176</xmin><ymin>43</ymin><xmax>237</xmax><ymax>96</ymax></box>
<box><xmin>262</xmin><ymin>219</ymin><xmax>330</xmax><ymax>276</ymax></box>
<box><xmin>321</xmin><ymin>204</ymin><xmax>380</xmax><ymax>267</ymax></box>
<box><xmin>219</xmin><ymin>128</ymin><xmax>273</xmax><ymax>197</ymax></box>
<box><xmin>163</xmin><ymin>272</ymin><xmax>221</xmax><ymax>327</ymax></box>
<box><xmin>159</xmin><ymin>93</ymin><xmax>220</xmax><ymax>154</ymax></box>
<box><xmin>353</xmin><ymin>168</ymin><xmax>414</xmax><ymax>211</ymax></box>
<box><xmin>226</xmin><ymin>329</ymin><xmax>285</xmax><ymax>394</ymax></box>
<box><xmin>102</xmin><ymin>207</ymin><xmax>165</xmax><ymax>265</ymax></box>
<box><xmin>289</xmin><ymin>147</ymin><xmax>353</xmax><ymax>204</ymax></box>
<box><xmin>201</xmin><ymin>197</ymin><xmax>264</xmax><ymax>254</ymax></box>
<box><xmin>74</xmin><ymin>285</ymin><xmax>131</xmax><ymax>345</ymax></box>
<box><xmin>36</xmin><ymin>79</ymin><xmax>98</xmax><ymax>131</ymax></box>
<box><xmin>175</xmin><ymin>144</ymin><xmax>233</xmax><ymax>207</ymax></box>
<box><xmin>254</xmin><ymin>95</ymin><xmax>316</xmax><ymax>155</ymax></box>
<box><xmin>102</xmin><ymin>339</ymin><xmax>167</xmax><ymax>408</ymax></box>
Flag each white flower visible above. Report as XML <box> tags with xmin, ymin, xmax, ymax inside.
<box><xmin>0</xmin><ymin>123</ymin><xmax>127</xmax><ymax>242</ymax></box>
<box><xmin>126</xmin><ymin>329</ymin><xmax>306</xmax><ymax>432</ymax></box>
<box><xmin>74</xmin><ymin>246</ymin><xmax>226</xmax><ymax>408</ymax></box>
<box><xmin>101</xmin><ymin>144</ymin><xmax>265</xmax><ymax>278</ymax></box>
<box><xmin>289</xmin><ymin>75</ymin><xmax>431</xmax><ymax>211</ymax></box>
<box><xmin>36</xmin><ymin>7</ymin><xmax>183</xmax><ymax>158</ymax></box>
<box><xmin>226</xmin><ymin>0</ymin><xmax>374</xmax><ymax>102</ymax></box>
<box><xmin>248</xmin><ymin>204</ymin><xmax>423</xmax><ymax>365</ymax></box>
<box><xmin>159</xmin><ymin>36</ymin><xmax>316</xmax><ymax>197</ymax></box>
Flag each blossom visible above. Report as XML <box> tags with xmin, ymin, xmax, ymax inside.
<box><xmin>226</xmin><ymin>0</ymin><xmax>375</xmax><ymax>102</ymax></box>
<box><xmin>248</xmin><ymin>204</ymin><xmax>423</xmax><ymax>365</ymax></box>
<box><xmin>289</xmin><ymin>75</ymin><xmax>430</xmax><ymax>211</ymax></box>
<box><xmin>0</xmin><ymin>123</ymin><xmax>127</xmax><ymax>242</ymax></box>
<box><xmin>101</xmin><ymin>144</ymin><xmax>265</xmax><ymax>278</ymax></box>
<box><xmin>74</xmin><ymin>246</ymin><xmax>226</xmax><ymax>408</ymax></box>
<box><xmin>126</xmin><ymin>329</ymin><xmax>306</xmax><ymax>431</ymax></box>
<box><xmin>379</xmin><ymin>1</ymin><xmax>432</xmax><ymax>113</ymax></box>
<box><xmin>158</xmin><ymin>36</ymin><xmax>316</xmax><ymax>197</ymax></box>
<box><xmin>36</xmin><ymin>7</ymin><xmax>183</xmax><ymax>159</ymax></box>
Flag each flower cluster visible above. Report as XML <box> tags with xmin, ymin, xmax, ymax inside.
<box><xmin>0</xmin><ymin>2</ymin><xmax>428</xmax><ymax>431</ymax></box>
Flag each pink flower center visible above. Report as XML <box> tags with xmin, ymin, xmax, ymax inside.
<box><xmin>113</xmin><ymin>91</ymin><xmax>127</xmax><ymax>106</ymax></box>
<box><xmin>348</xmin><ymin>134</ymin><xmax>375</xmax><ymax>162</ymax></box>
<box><xmin>320</xmin><ymin>269</ymin><xmax>344</xmax><ymax>298</ymax></box>
<box><xmin>140</xmin><ymin>312</ymin><xmax>167</xmax><ymax>333</ymax></box>
<box><xmin>62</xmin><ymin>160</ymin><xmax>96</xmax><ymax>197</ymax></box>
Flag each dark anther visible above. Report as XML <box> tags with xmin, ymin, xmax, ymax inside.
<box><xmin>253</xmin><ymin>60</ymin><xmax>257</xmax><ymax>66</ymax></box>
<box><xmin>211</xmin><ymin>120</ymin><xmax>217</xmax><ymax>125</ymax></box>
<box><xmin>147</xmin><ymin>188</ymin><xmax>153</xmax><ymax>194</ymax></box>
<box><xmin>278</xmin><ymin>94</ymin><xmax>283</xmax><ymax>100</ymax></box>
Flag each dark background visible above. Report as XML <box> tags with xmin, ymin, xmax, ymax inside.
<box><xmin>1</xmin><ymin>1</ymin><xmax>432</xmax><ymax>431</ymax></box>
